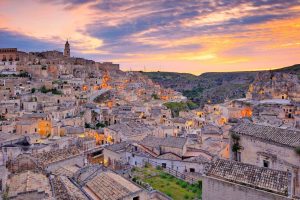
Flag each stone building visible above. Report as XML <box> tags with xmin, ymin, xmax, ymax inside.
<box><xmin>82</xmin><ymin>170</ymin><xmax>149</xmax><ymax>200</ymax></box>
<box><xmin>140</xmin><ymin>135</ymin><xmax>188</xmax><ymax>157</ymax></box>
<box><xmin>230</xmin><ymin>123</ymin><xmax>300</xmax><ymax>198</ymax></box>
<box><xmin>203</xmin><ymin>159</ymin><xmax>291</xmax><ymax>200</ymax></box>
<box><xmin>64</xmin><ymin>40</ymin><xmax>70</xmax><ymax>58</ymax></box>
<box><xmin>104</xmin><ymin>122</ymin><xmax>152</xmax><ymax>143</ymax></box>
<box><xmin>7</xmin><ymin>170</ymin><xmax>52</xmax><ymax>200</ymax></box>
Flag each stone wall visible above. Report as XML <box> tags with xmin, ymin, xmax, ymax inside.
<box><xmin>202</xmin><ymin>176</ymin><xmax>290</xmax><ymax>200</ymax></box>
<box><xmin>45</xmin><ymin>154</ymin><xmax>84</xmax><ymax>172</ymax></box>
<box><xmin>125</xmin><ymin>152</ymin><xmax>207</xmax><ymax>174</ymax></box>
<box><xmin>230</xmin><ymin>133</ymin><xmax>300</xmax><ymax>197</ymax></box>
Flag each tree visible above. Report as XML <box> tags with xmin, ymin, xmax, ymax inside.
<box><xmin>85</xmin><ymin>123</ymin><xmax>91</xmax><ymax>128</ymax></box>
<box><xmin>31</xmin><ymin>88</ymin><xmax>36</xmax><ymax>93</ymax></box>
<box><xmin>40</xmin><ymin>86</ymin><xmax>49</xmax><ymax>93</ymax></box>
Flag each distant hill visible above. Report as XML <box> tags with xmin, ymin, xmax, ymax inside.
<box><xmin>142</xmin><ymin>64</ymin><xmax>300</xmax><ymax>107</ymax></box>
<box><xmin>274</xmin><ymin>64</ymin><xmax>300</xmax><ymax>76</ymax></box>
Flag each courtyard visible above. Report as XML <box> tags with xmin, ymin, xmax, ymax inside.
<box><xmin>131</xmin><ymin>165</ymin><xmax>202</xmax><ymax>200</ymax></box>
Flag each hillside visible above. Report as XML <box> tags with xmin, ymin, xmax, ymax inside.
<box><xmin>142</xmin><ymin>64</ymin><xmax>300</xmax><ymax>107</ymax></box>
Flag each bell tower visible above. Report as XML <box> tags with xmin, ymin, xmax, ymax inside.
<box><xmin>64</xmin><ymin>40</ymin><xmax>70</xmax><ymax>58</ymax></box>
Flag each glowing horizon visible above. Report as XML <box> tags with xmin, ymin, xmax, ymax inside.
<box><xmin>1</xmin><ymin>0</ymin><xmax>300</xmax><ymax>75</ymax></box>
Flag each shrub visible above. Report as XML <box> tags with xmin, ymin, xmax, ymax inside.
<box><xmin>144</xmin><ymin>162</ymin><xmax>151</xmax><ymax>168</ymax></box>
<box><xmin>51</xmin><ymin>88</ymin><xmax>62</xmax><ymax>95</ymax></box>
<box><xmin>85</xmin><ymin>123</ymin><xmax>91</xmax><ymax>128</ymax></box>
<box><xmin>231</xmin><ymin>133</ymin><xmax>240</xmax><ymax>141</ymax></box>
<box><xmin>160</xmin><ymin>173</ymin><xmax>168</xmax><ymax>179</ymax></box>
<box><xmin>151</xmin><ymin>93</ymin><xmax>159</xmax><ymax>100</ymax></box>
<box><xmin>184</xmin><ymin>194</ymin><xmax>190</xmax><ymax>199</ymax></box>
<box><xmin>180</xmin><ymin>182</ymin><xmax>188</xmax><ymax>188</ymax></box>
<box><xmin>156</xmin><ymin>166</ymin><xmax>162</xmax><ymax>170</ymax></box>
<box><xmin>295</xmin><ymin>146</ymin><xmax>300</xmax><ymax>155</ymax></box>
<box><xmin>131</xmin><ymin>167</ymin><xmax>137</xmax><ymax>172</ymax></box>
<box><xmin>232</xmin><ymin>143</ymin><xmax>241</xmax><ymax>152</ymax></box>
<box><xmin>198</xmin><ymin>180</ymin><xmax>202</xmax><ymax>189</ymax></box>
<box><xmin>40</xmin><ymin>85</ymin><xmax>49</xmax><ymax>93</ymax></box>
<box><xmin>96</xmin><ymin>122</ymin><xmax>106</xmax><ymax>128</ymax></box>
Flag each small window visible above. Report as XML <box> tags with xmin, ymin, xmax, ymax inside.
<box><xmin>162</xmin><ymin>163</ymin><xmax>166</xmax><ymax>168</ymax></box>
<box><xmin>263</xmin><ymin>160</ymin><xmax>269</xmax><ymax>168</ymax></box>
<box><xmin>133</xmin><ymin>197</ymin><xmax>140</xmax><ymax>200</ymax></box>
<box><xmin>190</xmin><ymin>168</ymin><xmax>195</xmax><ymax>173</ymax></box>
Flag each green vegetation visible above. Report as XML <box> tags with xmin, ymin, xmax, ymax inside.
<box><xmin>18</xmin><ymin>71</ymin><xmax>30</xmax><ymax>77</ymax></box>
<box><xmin>186</xmin><ymin>101</ymin><xmax>198</xmax><ymax>110</ymax></box>
<box><xmin>132</xmin><ymin>166</ymin><xmax>202</xmax><ymax>200</ymax></box>
<box><xmin>231</xmin><ymin>133</ymin><xmax>241</xmax><ymax>152</ymax></box>
<box><xmin>295</xmin><ymin>146</ymin><xmax>300</xmax><ymax>155</ymax></box>
<box><xmin>151</xmin><ymin>93</ymin><xmax>159</xmax><ymax>100</ymax></box>
<box><xmin>96</xmin><ymin>122</ymin><xmax>106</xmax><ymax>128</ymax></box>
<box><xmin>85</xmin><ymin>123</ymin><xmax>91</xmax><ymax>129</ymax></box>
<box><xmin>40</xmin><ymin>86</ymin><xmax>62</xmax><ymax>95</ymax></box>
<box><xmin>0</xmin><ymin>115</ymin><xmax>6</xmax><ymax>121</ymax></box>
<box><xmin>51</xmin><ymin>88</ymin><xmax>62</xmax><ymax>95</ymax></box>
<box><xmin>183</xmin><ymin>86</ymin><xmax>204</xmax><ymax>99</ymax></box>
<box><xmin>31</xmin><ymin>88</ymin><xmax>36</xmax><ymax>93</ymax></box>
<box><xmin>144</xmin><ymin>64</ymin><xmax>300</xmax><ymax>107</ymax></box>
<box><xmin>0</xmin><ymin>71</ymin><xmax>30</xmax><ymax>78</ymax></box>
<box><xmin>163</xmin><ymin>101</ymin><xmax>198</xmax><ymax>117</ymax></box>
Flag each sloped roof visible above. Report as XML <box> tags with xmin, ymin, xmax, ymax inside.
<box><xmin>206</xmin><ymin>159</ymin><xmax>289</xmax><ymax>196</ymax></box>
<box><xmin>141</xmin><ymin>135</ymin><xmax>187</xmax><ymax>149</ymax></box>
<box><xmin>231</xmin><ymin>123</ymin><xmax>300</xmax><ymax>148</ymax></box>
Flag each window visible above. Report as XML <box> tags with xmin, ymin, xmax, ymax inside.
<box><xmin>162</xmin><ymin>163</ymin><xmax>166</xmax><ymax>168</ymax></box>
<box><xmin>133</xmin><ymin>197</ymin><xmax>140</xmax><ymax>200</ymax></box>
<box><xmin>263</xmin><ymin>160</ymin><xmax>269</xmax><ymax>168</ymax></box>
<box><xmin>190</xmin><ymin>168</ymin><xmax>195</xmax><ymax>173</ymax></box>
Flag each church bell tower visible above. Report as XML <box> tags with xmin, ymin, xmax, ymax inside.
<box><xmin>64</xmin><ymin>40</ymin><xmax>70</xmax><ymax>58</ymax></box>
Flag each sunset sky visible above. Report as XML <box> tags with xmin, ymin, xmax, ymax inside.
<box><xmin>1</xmin><ymin>0</ymin><xmax>300</xmax><ymax>74</ymax></box>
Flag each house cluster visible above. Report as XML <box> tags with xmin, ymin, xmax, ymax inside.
<box><xmin>1</xmin><ymin>42</ymin><xmax>300</xmax><ymax>200</ymax></box>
